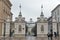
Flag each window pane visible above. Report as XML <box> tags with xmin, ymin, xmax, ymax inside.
<box><xmin>41</xmin><ymin>25</ymin><xmax>44</xmax><ymax>32</ymax></box>
<box><xmin>19</xmin><ymin>25</ymin><xmax>21</xmax><ymax>31</ymax></box>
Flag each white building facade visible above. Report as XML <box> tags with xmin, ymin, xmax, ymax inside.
<box><xmin>14</xmin><ymin>15</ymin><xmax>26</xmax><ymax>37</ymax></box>
<box><xmin>36</xmin><ymin>5</ymin><xmax>48</xmax><ymax>40</ymax></box>
<box><xmin>51</xmin><ymin>4</ymin><xmax>60</xmax><ymax>40</ymax></box>
<box><xmin>14</xmin><ymin>5</ymin><xmax>26</xmax><ymax>37</ymax></box>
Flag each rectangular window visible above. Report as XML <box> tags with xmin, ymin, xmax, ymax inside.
<box><xmin>41</xmin><ymin>25</ymin><xmax>44</xmax><ymax>32</ymax></box>
<box><xmin>3</xmin><ymin>7</ymin><xmax>5</xmax><ymax>12</ymax></box>
<box><xmin>19</xmin><ymin>25</ymin><xmax>21</xmax><ymax>31</ymax></box>
<box><xmin>55</xmin><ymin>12</ymin><xmax>56</xmax><ymax>20</ymax></box>
<box><xmin>58</xmin><ymin>9</ymin><xmax>59</xmax><ymax>15</ymax></box>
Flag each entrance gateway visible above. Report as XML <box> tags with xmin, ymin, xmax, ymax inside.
<box><xmin>25</xmin><ymin>18</ymin><xmax>37</xmax><ymax>36</ymax></box>
<box><xmin>4</xmin><ymin>4</ymin><xmax>48</xmax><ymax>40</ymax></box>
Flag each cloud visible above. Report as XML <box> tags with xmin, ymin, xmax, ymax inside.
<box><xmin>10</xmin><ymin>0</ymin><xmax>60</xmax><ymax>21</ymax></box>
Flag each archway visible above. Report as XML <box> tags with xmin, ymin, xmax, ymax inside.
<box><xmin>25</xmin><ymin>23</ymin><xmax>37</xmax><ymax>36</ymax></box>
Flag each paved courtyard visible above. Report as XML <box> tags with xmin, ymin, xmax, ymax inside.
<box><xmin>26</xmin><ymin>36</ymin><xmax>36</xmax><ymax>40</ymax></box>
<box><xmin>1</xmin><ymin>36</ymin><xmax>59</xmax><ymax>40</ymax></box>
<box><xmin>0</xmin><ymin>36</ymin><xmax>37</xmax><ymax>40</ymax></box>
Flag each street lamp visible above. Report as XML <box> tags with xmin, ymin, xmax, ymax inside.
<box><xmin>50</xmin><ymin>29</ymin><xmax>53</xmax><ymax>40</ymax></box>
<box><xmin>3</xmin><ymin>20</ymin><xmax>6</xmax><ymax>40</ymax></box>
<box><xmin>54</xmin><ymin>32</ymin><xmax>57</xmax><ymax>37</ymax></box>
<box><xmin>9</xmin><ymin>22</ymin><xmax>14</xmax><ymax>40</ymax></box>
<box><xmin>57</xmin><ymin>17</ymin><xmax>59</xmax><ymax>40</ymax></box>
<box><xmin>47</xmin><ymin>29</ymin><xmax>53</xmax><ymax>40</ymax></box>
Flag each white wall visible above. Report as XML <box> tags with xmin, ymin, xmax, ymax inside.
<box><xmin>52</xmin><ymin>22</ymin><xmax>57</xmax><ymax>34</ymax></box>
<box><xmin>37</xmin><ymin>23</ymin><xmax>48</xmax><ymax>34</ymax></box>
<box><xmin>5</xmin><ymin>22</ymin><xmax>10</xmax><ymax>34</ymax></box>
<box><xmin>14</xmin><ymin>23</ymin><xmax>25</xmax><ymax>34</ymax></box>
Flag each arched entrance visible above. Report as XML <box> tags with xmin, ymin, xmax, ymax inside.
<box><xmin>25</xmin><ymin>23</ymin><xmax>37</xmax><ymax>36</ymax></box>
<box><xmin>25</xmin><ymin>18</ymin><xmax>37</xmax><ymax>36</ymax></box>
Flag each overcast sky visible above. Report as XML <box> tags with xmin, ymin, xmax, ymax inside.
<box><xmin>10</xmin><ymin>0</ymin><xmax>60</xmax><ymax>21</ymax></box>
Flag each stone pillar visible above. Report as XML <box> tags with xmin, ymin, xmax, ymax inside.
<box><xmin>5</xmin><ymin>16</ymin><xmax>11</xmax><ymax>37</ymax></box>
<box><xmin>37</xmin><ymin>23</ymin><xmax>48</xmax><ymax>40</ymax></box>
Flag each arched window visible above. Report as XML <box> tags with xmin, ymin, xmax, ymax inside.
<box><xmin>41</xmin><ymin>25</ymin><xmax>44</xmax><ymax>32</ymax></box>
<box><xmin>19</xmin><ymin>25</ymin><xmax>21</xmax><ymax>31</ymax></box>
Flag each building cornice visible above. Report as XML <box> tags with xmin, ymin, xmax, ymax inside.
<box><xmin>47</xmin><ymin>16</ymin><xmax>52</xmax><ymax>21</ymax></box>
<box><xmin>7</xmin><ymin>0</ymin><xmax>12</xmax><ymax>6</ymax></box>
<box><xmin>2</xmin><ymin>0</ymin><xmax>12</xmax><ymax>9</ymax></box>
<box><xmin>10</xmin><ymin>12</ymin><xmax>13</xmax><ymax>15</ymax></box>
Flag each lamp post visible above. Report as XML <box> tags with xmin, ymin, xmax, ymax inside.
<box><xmin>54</xmin><ymin>32</ymin><xmax>57</xmax><ymax>40</ymax></box>
<box><xmin>47</xmin><ymin>29</ymin><xmax>53</xmax><ymax>40</ymax></box>
<box><xmin>47</xmin><ymin>18</ymin><xmax>53</xmax><ymax>40</ymax></box>
<box><xmin>57</xmin><ymin>17</ymin><xmax>59</xmax><ymax>40</ymax></box>
<box><xmin>9</xmin><ymin>22</ymin><xmax>12</xmax><ymax>40</ymax></box>
<box><xmin>50</xmin><ymin>29</ymin><xmax>53</xmax><ymax>40</ymax></box>
<box><xmin>3</xmin><ymin>20</ymin><xmax>6</xmax><ymax>40</ymax></box>
<box><xmin>9</xmin><ymin>22</ymin><xmax>14</xmax><ymax>40</ymax></box>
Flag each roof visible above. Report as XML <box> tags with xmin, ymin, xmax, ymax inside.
<box><xmin>51</xmin><ymin>4</ymin><xmax>60</xmax><ymax>12</ymax></box>
<box><xmin>47</xmin><ymin>16</ymin><xmax>52</xmax><ymax>21</ymax></box>
<box><xmin>7</xmin><ymin>0</ymin><xmax>12</xmax><ymax>6</ymax></box>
